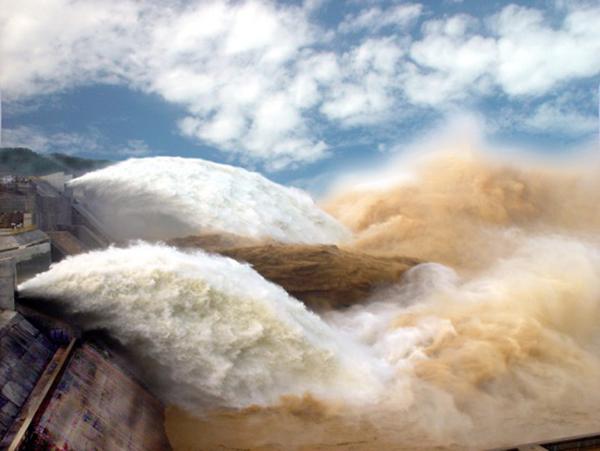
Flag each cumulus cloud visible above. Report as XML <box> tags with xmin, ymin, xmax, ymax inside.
<box><xmin>1</xmin><ymin>126</ymin><xmax>103</xmax><ymax>154</ymax></box>
<box><xmin>1</xmin><ymin>125</ymin><xmax>153</xmax><ymax>156</ymax></box>
<box><xmin>1</xmin><ymin>0</ymin><xmax>599</xmax><ymax>169</ymax></box>
<box><xmin>320</xmin><ymin>37</ymin><xmax>405</xmax><ymax>125</ymax></box>
<box><xmin>406</xmin><ymin>14</ymin><xmax>496</xmax><ymax>105</ymax></box>
<box><xmin>121</xmin><ymin>139</ymin><xmax>151</xmax><ymax>156</ymax></box>
<box><xmin>338</xmin><ymin>3</ymin><xmax>422</xmax><ymax>34</ymax></box>
<box><xmin>406</xmin><ymin>4</ymin><xmax>600</xmax><ymax>104</ymax></box>
<box><xmin>0</xmin><ymin>0</ymin><xmax>141</xmax><ymax>97</ymax></box>
<box><xmin>522</xmin><ymin>101</ymin><xmax>597</xmax><ymax>135</ymax></box>
<box><xmin>492</xmin><ymin>4</ymin><xmax>600</xmax><ymax>95</ymax></box>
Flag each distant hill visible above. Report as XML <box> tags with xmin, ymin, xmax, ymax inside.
<box><xmin>0</xmin><ymin>147</ymin><xmax>111</xmax><ymax>176</ymax></box>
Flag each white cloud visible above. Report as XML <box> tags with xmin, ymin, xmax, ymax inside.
<box><xmin>492</xmin><ymin>4</ymin><xmax>600</xmax><ymax>95</ymax></box>
<box><xmin>0</xmin><ymin>0</ymin><xmax>141</xmax><ymax>97</ymax></box>
<box><xmin>1</xmin><ymin>126</ymin><xmax>153</xmax><ymax>156</ymax></box>
<box><xmin>320</xmin><ymin>37</ymin><xmax>405</xmax><ymax>125</ymax></box>
<box><xmin>121</xmin><ymin>139</ymin><xmax>151</xmax><ymax>156</ymax></box>
<box><xmin>339</xmin><ymin>3</ymin><xmax>422</xmax><ymax>34</ymax></box>
<box><xmin>404</xmin><ymin>4</ymin><xmax>600</xmax><ymax>105</ymax></box>
<box><xmin>143</xmin><ymin>0</ymin><xmax>330</xmax><ymax>170</ymax></box>
<box><xmin>521</xmin><ymin>99</ymin><xmax>597</xmax><ymax>135</ymax></box>
<box><xmin>406</xmin><ymin>15</ymin><xmax>496</xmax><ymax>105</ymax></box>
<box><xmin>1</xmin><ymin>0</ymin><xmax>327</xmax><ymax>170</ymax></box>
<box><xmin>2</xmin><ymin>127</ymin><xmax>53</xmax><ymax>152</ymax></box>
<box><xmin>1</xmin><ymin>126</ymin><xmax>103</xmax><ymax>154</ymax></box>
<box><xmin>2</xmin><ymin>0</ymin><xmax>600</xmax><ymax>170</ymax></box>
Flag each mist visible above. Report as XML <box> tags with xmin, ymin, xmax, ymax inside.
<box><xmin>18</xmin><ymin>127</ymin><xmax>600</xmax><ymax>450</ymax></box>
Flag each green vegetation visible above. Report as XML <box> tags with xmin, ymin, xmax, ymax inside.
<box><xmin>0</xmin><ymin>147</ymin><xmax>111</xmax><ymax>176</ymax></box>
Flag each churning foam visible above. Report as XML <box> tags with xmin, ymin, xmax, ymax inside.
<box><xmin>20</xmin><ymin>146</ymin><xmax>600</xmax><ymax>449</ymax></box>
<box><xmin>69</xmin><ymin>157</ymin><xmax>349</xmax><ymax>243</ymax></box>
<box><xmin>18</xmin><ymin>243</ymin><xmax>384</xmax><ymax>410</ymax></box>
<box><xmin>20</xmin><ymin>236</ymin><xmax>600</xmax><ymax>448</ymax></box>
<box><xmin>164</xmin><ymin>235</ymin><xmax>600</xmax><ymax>450</ymax></box>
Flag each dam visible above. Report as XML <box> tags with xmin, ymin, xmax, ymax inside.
<box><xmin>0</xmin><ymin>173</ymin><xmax>170</xmax><ymax>450</ymax></box>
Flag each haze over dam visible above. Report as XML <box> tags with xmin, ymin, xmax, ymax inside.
<box><xmin>18</xmin><ymin>139</ymin><xmax>600</xmax><ymax>450</ymax></box>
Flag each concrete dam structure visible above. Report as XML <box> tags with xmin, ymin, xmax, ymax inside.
<box><xmin>0</xmin><ymin>309</ymin><xmax>170</xmax><ymax>450</ymax></box>
<box><xmin>0</xmin><ymin>173</ymin><xmax>171</xmax><ymax>450</ymax></box>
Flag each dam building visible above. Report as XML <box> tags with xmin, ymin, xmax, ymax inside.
<box><xmin>0</xmin><ymin>175</ymin><xmax>51</xmax><ymax>284</ymax></box>
<box><xmin>0</xmin><ymin>172</ymin><xmax>170</xmax><ymax>450</ymax></box>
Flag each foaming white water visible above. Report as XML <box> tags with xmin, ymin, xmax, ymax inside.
<box><xmin>18</xmin><ymin>235</ymin><xmax>600</xmax><ymax>447</ymax></box>
<box><xmin>69</xmin><ymin>157</ymin><xmax>349</xmax><ymax>243</ymax></box>
<box><xmin>321</xmin><ymin>235</ymin><xmax>600</xmax><ymax>447</ymax></box>
<box><xmin>18</xmin><ymin>243</ymin><xmax>384</xmax><ymax>410</ymax></box>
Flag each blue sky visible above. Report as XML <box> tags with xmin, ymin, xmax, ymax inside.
<box><xmin>1</xmin><ymin>0</ymin><xmax>599</xmax><ymax>189</ymax></box>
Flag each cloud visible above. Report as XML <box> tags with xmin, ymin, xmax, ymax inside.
<box><xmin>338</xmin><ymin>3</ymin><xmax>422</xmax><ymax>34</ymax></box>
<box><xmin>1</xmin><ymin>126</ymin><xmax>153</xmax><ymax>156</ymax></box>
<box><xmin>522</xmin><ymin>101</ymin><xmax>597</xmax><ymax>135</ymax></box>
<box><xmin>406</xmin><ymin>4</ymin><xmax>600</xmax><ymax>104</ymax></box>
<box><xmin>492</xmin><ymin>4</ymin><xmax>600</xmax><ymax>95</ymax></box>
<box><xmin>0</xmin><ymin>0</ymin><xmax>141</xmax><ymax>98</ymax></box>
<box><xmin>1</xmin><ymin>0</ymin><xmax>600</xmax><ymax>170</ymax></box>
<box><xmin>1</xmin><ymin>126</ymin><xmax>103</xmax><ymax>154</ymax></box>
<box><xmin>143</xmin><ymin>0</ymin><xmax>331</xmax><ymax>170</ymax></box>
<box><xmin>320</xmin><ymin>37</ymin><xmax>405</xmax><ymax>125</ymax></box>
<box><xmin>121</xmin><ymin>139</ymin><xmax>151</xmax><ymax>156</ymax></box>
<box><xmin>406</xmin><ymin>14</ymin><xmax>496</xmax><ymax>105</ymax></box>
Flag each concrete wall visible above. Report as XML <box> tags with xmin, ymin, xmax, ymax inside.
<box><xmin>0</xmin><ymin>312</ymin><xmax>57</xmax><ymax>439</ymax></box>
<box><xmin>15</xmin><ymin>244</ymin><xmax>51</xmax><ymax>283</ymax></box>
<box><xmin>0</xmin><ymin>260</ymin><xmax>15</xmax><ymax>310</ymax></box>
<box><xmin>74</xmin><ymin>224</ymin><xmax>106</xmax><ymax>249</ymax></box>
<box><xmin>39</xmin><ymin>173</ymin><xmax>72</xmax><ymax>193</ymax></box>
<box><xmin>34</xmin><ymin>194</ymin><xmax>72</xmax><ymax>232</ymax></box>
<box><xmin>24</xmin><ymin>343</ymin><xmax>171</xmax><ymax>450</ymax></box>
<box><xmin>1</xmin><ymin>230</ymin><xmax>52</xmax><ymax>283</ymax></box>
<box><xmin>23</xmin><ymin>213</ymin><xmax>33</xmax><ymax>228</ymax></box>
<box><xmin>71</xmin><ymin>205</ymin><xmax>111</xmax><ymax>246</ymax></box>
<box><xmin>47</xmin><ymin>231</ymin><xmax>87</xmax><ymax>261</ymax></box>
<box><xmin>1</xmin><ymin>242</ymin><xmax>51</xmax><ymax>284</ymax></box>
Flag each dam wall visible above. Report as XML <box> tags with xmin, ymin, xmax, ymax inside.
<box><xmin>0</xmin><ymin>311</ymin><xmax>57</xmax><ymax>440</ymax></box>
<box><xmin>23</xmin><ymin>342</ymin><xmax>170</xmax><ymax>450</ymax></box>
<box><xmin>33</xmin><ymin>179</ymin><xmax>73</xmax><ymax>233</ymax></box>
<box><xmin>57</xmin><ymin>222</ymin><xmax>107</xmax><ymax>251</ymax></box>
<box><xmin>0</xmin><ymin>260</ymin><xmax>15</xmax><ymax>310</ymax></box>
<box><xmin>71</xmin><ymin>203</ymin><xmax>111</xmax><ymax>247</ymax></box>
<box><xmin>33</xmin><ymin>177</ymin><xmax>111</xmax><ymax>250</ymax></box>
<box><xmin>0</xmin><ymin>231</ymin><xmax>51</xmax><ymax>285</ymax></box>
<box><xmin>0</xmin><ymin>170</ymin><xmax>172</xmax><ymax>450</ymax></box>
<box><xmin>0</xmin><ymin>310</ymin><xmax>171</xmax><ymax>450</ymax></box>
<box><xmin>0</xmin><ymin>175</ymin><xmax>110</xmax><ymax>268</ymax></box>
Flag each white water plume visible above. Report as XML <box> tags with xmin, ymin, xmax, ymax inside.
<box><xmin>18</xmin><ymin>242</ymin><xmax>384</xmax><ymax>410</ymax></box>
<box><xmin>19</xmin><ymin>235</ymin><xmax>600</xmax><ymax>448</ymax></box>
<box><xmin>160</xmin><ymin>234</ymin><xmax>600</xmax><ymax>450</ymax></box>
<box><xmin>69</xmin><ymin>157</ymin><xmax>349</xmax><ymax>243</ymax></box>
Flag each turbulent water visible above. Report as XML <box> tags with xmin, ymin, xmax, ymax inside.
<box><xmin>19</xmin><ymin>146</ymin><xmax>600</xmax><ymax>450</ymax></box>
<box><xmin>19</xmin><ymin>243</ymin><xmax>384</xmax><ymax>409</ymax></box>
<box><xmin>325</xmin><ymin>150</ymin><xmax>600</xmax><ymax>271</ymax></box>
<box><xmin>69</xmin><ymin>156</ymin><xmax>349</xmax><ymax>243</ymax></box>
